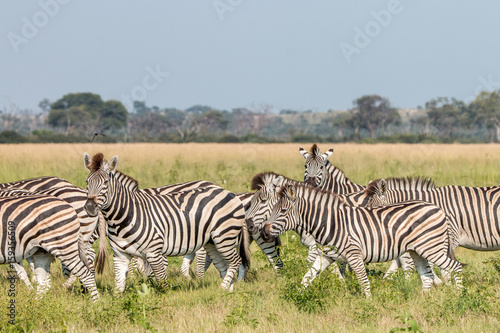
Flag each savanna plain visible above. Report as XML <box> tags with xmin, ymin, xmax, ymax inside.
<box><xmin>0</xmin><ymin>143</ymin><xmax>500</xmax><ymax>333</ymax></box>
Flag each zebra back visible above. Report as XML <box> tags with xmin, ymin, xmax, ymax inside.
<box><xmin>364</xmin><ymin>177</ymin><xmax>500</xmax><ymax>251</ymax></box>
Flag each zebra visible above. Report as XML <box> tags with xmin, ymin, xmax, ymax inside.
<box><xmin>83</xmin><ymin>152</ymin><xmax>250</xmax><ymax>292</ymax></box>
<box><xmin>124</xmin><ymin>186</ymin><xmax>259</xmax><ymax>281</ymax></box>
<box><xmin>300</xmin><ymin>144</ymin><xmax>437</xmax><ymax>280</ymax></box>
<box><xmin>260</xmin><ymin>184</ymin><xmax>463</xmax><ymax>297</ymax></box>
<box><xmin>363</xmin><ymin>177</ymin><xmax>500</xmax><ymax>274</ymax></box>
<box><xmin>300</xmin><ymin>144</ymin><xmax>365</xmax><ymax>193</ymax></box>
<box><xmin>0</xmin><ymin>177</ymin><xmax>106</xmax><ymax>289</ymax></box>
<box><xmin>0</xmin><ymin>193</ymin><xmax>99</xmax><ymax>301</ymax></box>
<box><xmin>245</xmin><ymin>171</ymin><xmax>378</xmax><ymax>279</ymax></box>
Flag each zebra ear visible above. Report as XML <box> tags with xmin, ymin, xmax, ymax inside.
<box><xmin>322</xmin><ymin>148</ymin><xmax>333</xmax><ymax>161</ymax></box>
<box><xmin>83</xmin><ymin>152</ymin><xmax>92</xmax><ymax>171</ymax></box>
<box><xmin>286</xmin><ymin>185</ymin><xmax>296</xmax><ymax>202</ymax></box>
<box><xmin>108</xmin><ymin>155</ymin><xmax>119</xmax><ymax>172</ymax></box>
<box><xmin>379</xmin><ymin>179</ymin><xmax>387</xmax><ymax>196</ymax></box>
<box><xmin>299</xmin><ymin>147</ymin><xmax>310</xmax><ymax>159</ymax></box>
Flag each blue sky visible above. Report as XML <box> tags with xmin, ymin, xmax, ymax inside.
<box><xmin>2</xmin><ymin>1</ymin><xmax>500</xmax><ymax>113</ymax></box>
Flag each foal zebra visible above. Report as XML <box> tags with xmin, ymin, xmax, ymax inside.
<box><xmin>260</xmin><ymin>184</ymin><xmax>463</xmax><ymax>297</ymax></box>
<box><xmin>83</xmin><ymin>152</ymin><xmax>250</xmax><ymax>292</ymax></box>
<box><xmin>0</xmin><ymin>194</ymin><xmax>99</xmax><ymax>300</ymax></box>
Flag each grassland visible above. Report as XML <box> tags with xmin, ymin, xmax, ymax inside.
<box><xmin>0</xmin><ymin>143</ymin><xmax>499</xmax><ymax>332</ymax></box>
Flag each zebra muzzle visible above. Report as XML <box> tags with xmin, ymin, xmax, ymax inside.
<box><xmin>84</xmin><ymin>197</ymin><xmax>99</xmax><ymax>217</ymax></box>
<box><xmin>246</xmin><ymin>218</ymin><xmax>257</xmax><ymax>234</ymax></box>
<box><xmin>260</xmin><ymin>224</ymin><xmax>275</xmax><ymax>242</ymax></box>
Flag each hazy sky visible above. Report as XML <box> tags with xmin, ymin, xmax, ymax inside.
<box><xmin>2</xmin><ymin>1</ymin><xmax>500</xmax><ymax>113</ymax></box>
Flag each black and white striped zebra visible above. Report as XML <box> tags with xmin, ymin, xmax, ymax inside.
<box><xmin>0</xmin><ymin>177</ymin><xmax>106</xmax><ymax>289</ymax></box>
<box><xmin>300</xmin><ymin>144</ymin><xmax>365</xmax><ymax>193</ymax></box>
<box><xmin>83</xmin><ymin>152</ymin><xmax>250</xmax><ymax>292</ymax></box>
<box><xmin>260</xmin><ymin>184</ymin><xmax>463</xmax><ymax>297</ymax></box>
<box><xmin>300</xmin><ymin>144</ymin><xmax>436</xmax><ymax>280</ymax></box>
<box><xmin>0</xmin><ymin>194</ymin><xmax>99</xmax><ymax>301</ymax></box>
<box><xmin>364</xmin><ymin>177</ymin><xmax>500</xmax><ymax>271</ymax></box>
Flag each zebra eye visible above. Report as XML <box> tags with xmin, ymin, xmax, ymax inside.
<box><xmin>281</xmin><ymin>208</ymin><xmax>287</xmax><ymax>213</ymax></box>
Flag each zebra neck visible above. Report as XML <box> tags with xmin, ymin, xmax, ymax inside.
<box><xmin>323</xmin><ymin>162</ymin><xmax>364</xmax><ymax>194</ymax></box>
<box><xmin>295</xmin><ymin>187</ymin><xmax>345</xmax><ymax>245</ymax></box>
<box><xmin>102</xmin><ymin>173</ymin><xmax>138</xmax><ymax>223</ymax></box>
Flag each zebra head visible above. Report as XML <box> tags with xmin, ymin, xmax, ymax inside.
<box><xmin>261</xmin><ymin>184</ymin><xmax>298</xmax><ymax>243</ymax></box>
<box><xmin>246</xmin><ymin>172</ymin><xmax>285</xmax><ymax>234</ymax></box>
<box><xmin>83</xmin><ymin>152</ymin><xmax>118</xmax><ymax>217</ymax></box>
<box><xmin>364</xmin><ymin>179</ymin><xmax>389</xmax><ymax>208</ymax></box>
<box><xmin>299</xmin><ymin>144</ymin><xmax>333</xmax><ymax>187</ymax></box>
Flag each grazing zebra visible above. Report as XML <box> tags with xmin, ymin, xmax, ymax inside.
<box><xmin>83</xmin><ymin>152</ymin><xmax>250</xmax><ymax>292</ymax></box>
<box><xmin>260</xmin><ymin>184</ymin><xmax>463</xmax><ymax>297</ymax></box>
<box><xmin>0</xmin><ymin>194</ymin><xmax>99</xmax><ymax>301</ymax></box>
<box><xmin>364</xmin><ymin>177</ymin><xmax>500</xmax><ymax>271</ymax></box>
<box><xmin>0</xmin><ymin>177</ymin><xmax>105</xmax><ymax>289</ymax></box>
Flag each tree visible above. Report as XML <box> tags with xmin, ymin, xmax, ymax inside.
<box><xmin>101</xmin><ymin>100</ymin><xmax>128</xmax><ymax>131</ymax></box>
<box><xmin>48</xmin><ymin>93</ymin><xmax>128</xmax><ymax>136</ymax></box>
<box><xmin>38</xmin><ymin>98</ymin><xmax>51</xmax><ymax>114</ymax></box>
<box><xmin>468</xmin><ymin>90</ymin><xmax>500</xmax><ymax>142</ymax></box>
<box><xmin>348</xmin><ymin>95</ymin><xmax>401</xmax><ymax>138</ymax></box>
<box><xmin>425</xmin><ymin>97</ymin><xmax>466</xmax><ymax>138</ymax></box>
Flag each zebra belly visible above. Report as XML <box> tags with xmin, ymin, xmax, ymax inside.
<box><xmin>459</xmin><ymin>235</ymin><xmax>500</xmax><ymax>251</ymax></box>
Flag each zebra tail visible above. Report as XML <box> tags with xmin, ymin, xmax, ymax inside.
<box><xmin>78</xmin><ymin>235</ymin><xmax>92</xmax><ymax>271</ymax></box>
<box><xmin>95</xmin><ymin>213</ymin><xmax>108</xmax><ymax>274</ymax></box>
<box><xmin>239</xmin><ymin>222</ymin><xmax>251</xmax><ymax>273</ymax></box>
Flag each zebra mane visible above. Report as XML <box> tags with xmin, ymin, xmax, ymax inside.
<box><xmin>365</xmin><ymin>177</ymin><xmax>435</xmax><ymax>196</ymax></box>
<box><xmin>90</xmin><ymin>153</ymin><xmax>105</xmax><ymax>172</ymax></box>
<box><xmin>309</xmin><ymin>143</ymin><xmax>321</xmax><ymax>157</ymax></box>
<box><xmin>114</xmin><ymin>170</ymin><xmax>139</xmax><ymax>192</ymax></box>
<box><xmin>90</xmin><ymin>153</ymin><xmax>139</xmax><ymax>191</ymax></box>
<box><xmin>277</xmin><ymin>183</ymin><xmax>342</xmax><ymax>203</ymax></box>
<box><xmin>251</xmin><ymin>172</ymin><xmax>282</xmax><ymax>190</ymax></box>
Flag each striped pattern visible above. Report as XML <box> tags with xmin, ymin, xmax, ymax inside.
<box><xmin>83</xmin><ymin>152</ymin><xmax>250</xmax><ymax>292</ymax></box>
<box><xmin>261</xmin><ymin>184</ymin><xmax>463</xmax><ymax>297</ymax></box>
<box><xmin>0</xmin><ymin>177</ymin><xmax>104</xmax><ymax>289</ymax></box>
<box><xmin>365</xmin><ymin>177</ymin><xmax>500</xmax><ymax>252</ymax></box>
<box><xmin>0</xmin><ymin>194</ymin><xmax>98</xmax><ymax>300</ymax></box>
<box><xmin>300</xmin><ymin>144</ymin><xmax>365</xmax><ymax>194</ymax></box>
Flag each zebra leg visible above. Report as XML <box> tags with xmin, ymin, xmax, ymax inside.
<box><xmin>383</xmin><ymin>259</ymin><xmax>402</xmax><ymax>279</ymax></box>
<box><xmin>196</xmin><ymin>248</ymin><xmax>210</xmax><ymax>279</ymax></box>
<box><xmin>10</xmin><ymin>262</ymin><xmax>33</xmax><ymax>289</ymax></box>
<box><xmin>408</xmin><ymin>250</ymin><xmax>434</xmax><ymax>292</ymax></box>
<box><xmin>204</xmin><ymin>243</ymin><xmax>240</xmax><ymax>291</ymax></box>
<box><xmin>114</xmin><ymin>255</ymin><xmax>132</xmax><ymax>293</ymax></box>
<box><xmin>27</xmin><ymin>257</ymin><xmax>35</xmax><ymax>283</ymax></box>
<box><xmin>346</xmin><ymin>252</ymin><xmax>372</xmax><ymax>298</ymax></box>
<box><xmin>180</xmin><ymin>254</ymin><xmax>194</xmax><ymax>278</ymax></box>
<box><xmin>145</xmin><ymin>252</ymin><xmax>169</xmax><ymax>288</ymax></box>
<box><xmin>424</xmin><ymin>251</ymin><xmax>463</xmax><ymax>289</ymax></box>
<box><xmin>301</xmin><ymin>255</ymin><xmax>335</xmax><ymax>288</ymax></box>
<box><xmin>31</xmin><ymin>251</ymin><xmax>54</xmax><ymax>296</ymax></box>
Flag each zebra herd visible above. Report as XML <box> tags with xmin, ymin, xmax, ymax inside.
<box><xmin>1</xmin><ymin>144</ymin><xmax>499</xmax><ymax>301</ymax></box>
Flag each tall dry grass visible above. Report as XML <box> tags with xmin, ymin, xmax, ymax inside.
<box><xmin>0</xmin><ymin>143</ymin><xmax>499</xmax><ymax>332</ymax></box>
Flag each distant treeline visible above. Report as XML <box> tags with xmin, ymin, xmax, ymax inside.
<box><xmin>2</xmin><ymin>91</ymin><xmax>500</xmax><ymax>143</ymax></box>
